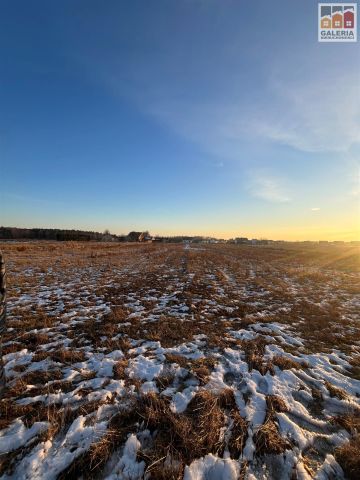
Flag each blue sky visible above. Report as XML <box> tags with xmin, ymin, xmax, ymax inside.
<box><xmin>1</xmin><ymin>0</ymin><xmax>359</xmax><ymax>240</ymax></box>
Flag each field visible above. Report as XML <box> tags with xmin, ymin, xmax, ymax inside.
<box><xmin>0</xmin><ymin>241</ymin><xmax>359</xmax><ymax>480</ymax></box>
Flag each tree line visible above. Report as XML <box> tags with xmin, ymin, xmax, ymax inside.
<box><xmin>0</xmin><ymin>227</ymin><xmax>122</xmax><ymax>242</ymax></box>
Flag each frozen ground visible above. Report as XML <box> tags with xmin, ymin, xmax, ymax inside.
<box><xmin>0</xmin><ymin>241</ymin><xmax>359</xmax><ymax>479</ymax></box>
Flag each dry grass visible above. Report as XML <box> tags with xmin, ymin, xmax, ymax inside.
<box><xmin>348</xmin><ymin>355</ymin><xmax>360</xmax><ymax>380</ymax></box>
<box><xmin>331</xmin><ymin>410</ymin><xmax>360</xmax><ymax>433</ymax></box>
<box><xmin>324</xmin><ymin>381</ymin><xmax>348</xmax><ymax>400</ymax></box>
<box><xmin>266</xmin><ymin>395</ymin><xmax>288</xmax><ymax>414</ymax></box>
<box><xmin>309</xmin><ymin>388</ymin><xmax>324</xmax><ymax>417</ymax></box>
<box><xmin>0</xmin><ymin>240</ymin><xmax>359</xmax><ymax>478</ymax></box>
<box><xmin>254</xmin><ymin>418</ymin><xmax>290</xmax><ymax>455</ymax></box>
<box><xmin>228</xmin><ymin>411</ymin><xmax>248</xmax><ymax>458</ymax></box>
<box><xmin>335</xmin><ymin>435</ymin><xmax>360</xmax><ymax>480</ymax></box>
<box><xmin>155</xmin><ymin>372</ymin><xmax>175</xmax><ymax>391</ymax></box>
<box><xmin>57</xmin><ymin>403</ymin><xmax>139</xmax><ymax>480</ymax></box>
<box><xmin>138</xmin><ymin>390</ymin><xmax>225</xmax><ymax>466</ymax></box>
<box><xmin>240</xmin><ymin>337</ymin><xmax>275</xmax><ymax>375</ymax></box>
<box><xmin>272</xmin><ymin>355</ymin><xmax>307</xmax><ymax>371</ymax></box>
<box><xmin>254</xmin><ymin>394</ymin><xmax>290</xmax><ymax>456</ymax></box>
<box><xmin>113</xmin><ymin>358</ymin><xmax>128</xmax><ymax>380</ymax></box>
<box><xmin>40</xmin><ymin>349</ymin><xmax>87</xmax><ymax>364</ymax></box>
<box><xmin>0</xmin><ymin>403</ymin><xmax>81</xmax><ymax>476</ymax></box>
<box><xmin>165</xmin><ymin>354</ymin><xmax>189</xmax><ymax>368</ymax></box>
<box><xmin>190</xmin><ymin>357</ymin><xmax>217</xmax><ymax>385</ymax></box>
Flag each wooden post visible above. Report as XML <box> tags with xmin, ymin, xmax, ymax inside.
<box><xmin>0</xmin><ymin>251</ymin><xmax>6</xmax><ymax>395</ymax></box>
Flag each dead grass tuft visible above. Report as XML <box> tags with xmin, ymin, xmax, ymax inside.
<box><xmin>272</xmin><ymin>355</ymin><xmax>306</xmax><ymax>371</ymax></box>
<box><xmin>266</xmin><ymin>395</ymin><xmax>288</xmax><ymax>414</ymax></box>
<box><xmin>348</xmin><ymin>356</ymin><xmax>360</xmax><ymax>381</ymax></box>
<box><xmin>254</xmin><ymin>394</ymin><xmax>290</xmax><ymax>456</ymax></box>
<box><xmin>22</xmin><ymin>332</ymin><xmax>50</xmax><ymax>347</ymax></box>
<box><xmin>335</xmin><ymin>435</ymin><xmax>360</xmax><ymax>480</ymax></box>
<box><xmin>48</xmin><ymin>349</ymin><xmax>87</xmax><ymax>364</ymax></box>
<box><xmin>309</xmin><ymin>388</ymin><xmax>324</xmax><ymax>417</ymax></box>
<box><xmin>228</xmin><ymin>410</ymin><xmax>248</xmax><ymax>458</ymax></box>
<box><xmin>254</xmin><ymin>418</ymin><xmax>290</xmax><ymax>455</ymax></box>
<box><xmin>113</xmin><ymin>359</ymin><xmax>128</xmax><ymax>380</ymax></box>
<box><xmin>241</xmin><ymin>337</ymin><xmax>274</xmax><ymax>375</ymax></box>
<box><xmin>57</xmin><ymin>403</ymin><xmax>139</xmax><ymax>480</ymax></box>
<box><xmin>218</xmin><ymin>388</ymin><xmax>238</xmax><ymax>411</ymax></box>
<box><xmin>185</xmin><ymin>390</ymin><xmax>225</xmax><ymax>456</ymax></box>
<box><xmin>190</xmin><ymin>357</ymin><xmax>216</xmax><ymax>385</ymax></box>
<box><xmin>165</xmin><ymin>353</ymin><xmax>189</xmax><ymax>368</ymax></box>
<box><xmin>136</xmin><ymin>390</ymin><xmax>226</xmax><ymax>472</ymax></box>
<box><xmin>331</xmin><ymin>410</ymin><xmax>360</xmax><ymax>433</ymax></box>
<box><xmin>155</xmin><ymin>373</ymin><xmax>175</xmax><ymax>391</ymax></box>
<box><xmin>144</xmin><ymin>460</ymin><xmax>183</xmax><ymax>479</ymax></box>
<box><xmin>324</xmin><ymin>381</ymin><xmax>347</xmax><ymax>400</ymax></box>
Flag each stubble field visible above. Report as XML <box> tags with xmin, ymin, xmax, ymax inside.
<box><xmin>0</xmin><ymin>241</ymin><xmax>359</xmax><ymax>480</ymax></box>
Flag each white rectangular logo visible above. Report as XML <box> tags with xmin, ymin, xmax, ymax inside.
<box><xmin>318</xmin><ymin>3</ymin><xmax>357</xmax><ymax>42</ymax></box>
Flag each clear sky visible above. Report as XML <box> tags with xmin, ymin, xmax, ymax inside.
<box><xmin>1</xmin><ymin>0</ymin><xmax>359</xmax><ymax>240</ymax></box>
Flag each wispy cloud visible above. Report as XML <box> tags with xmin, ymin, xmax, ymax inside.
<box><xmin>79</xmin><ymin>11</ymin><xmax>360</xmax><ymax>158</ymax></box>
<box><xmin>126</xmin><ymin>72</ymin><xmax>360</xmax><ymax>158</ymax></box>
<box><xmin>245</xmin><ymin>73</ymin><xmax>360</xmax><ymax>153</ymax></box>
<box><xmin>247</xmin><ymin>171</ymin><xmax>291</xmax><ymax>203</ymax></box>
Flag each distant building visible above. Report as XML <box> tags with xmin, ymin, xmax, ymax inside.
<box><xmin>138</xmin><ymin>232</ymin><xmax>152</xmax><ymax>242</ymax></box>
<box><xmin>235</xmin><ymin>237</ymin><xmax>249</xmax><ymax>244</ymax></box>
<box><xmin>102</xmin><ymin>233</ymin><xmax>116</xmax><ymax>242</ymax></box>
<box><xmin>152</xmin><ymin>237</ymin><xmax>164</xmax><ymax>243</ymax></box>
<box><xmin>127</xmin><ymin>231</ymin><xmax>142</xmax><ymax>242</ymax></box>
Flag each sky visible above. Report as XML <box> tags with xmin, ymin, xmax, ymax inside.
<box><xmin>1</xmin><ymin>0</ymin><xmax>359</xmax><ymax>241</ymax></box>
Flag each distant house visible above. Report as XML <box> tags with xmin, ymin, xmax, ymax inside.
<box><xmin>332</xmin><ymin>12</ymin><xmax>343</xmax><ymax>28</ymax></box>
<box><xmin>102</xmin><ymin>233</ymin><xmax>116</xmax><ymax>242</ymax></box>
<box><xmin>138</xmin><ymin>232</ymin><xmax>152</xmax><ymax>242</ymax></box>
<box><xmin>127</xmin><ymin>231</ymin><xmax>142</xmax><ymax>242</ymax></box>
<box><xmin>235</xmin><ymin>237</ymin><xmax>249</xmax><ymax>244</ymax></box>
<box><xmin>344</xmin><ymin>9</ymin><xmax>354</xmax><ymax>28</ymax></box>
<box><xmin>321</xmin><ymin>16</ymin><xmax>331</xmax><ymax>28</ymax></box>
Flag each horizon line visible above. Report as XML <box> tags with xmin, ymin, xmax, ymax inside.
<box><xmin>1</xmin><ymin>225</ymin><xmax>359</xmax><ymax>244</ymax></box>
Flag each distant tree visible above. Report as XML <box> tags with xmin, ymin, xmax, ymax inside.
<box><xmin>0</xmin><ymin>227</ymin><xmax>123</xmax><ymax>242</ymax></box>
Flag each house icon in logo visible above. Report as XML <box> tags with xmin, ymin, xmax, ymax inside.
<box><xmin>320</xmin><ymin>5</ymin><xmax>332</xmax><ymax>28</ymax></box>
<box><xmin>332</xmin><ymin>11</ymin><xmax>343</xmax><ymax>28</ymax></box>
<box><xmin>321</xmin><ymin>15</ymin><xmax>331</xmax><ymax>28</ymax></box>
<box><xmin>344</xmin><ymin>6</ymin><xmax>355</xmax><ymax>28</ymax></box>
<box><xmin>331</xmin><ymin>6</ymin><xmax>344</xmax><ymax>28</ymax></box>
